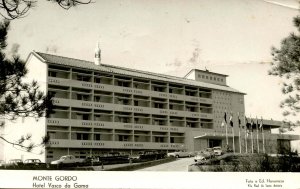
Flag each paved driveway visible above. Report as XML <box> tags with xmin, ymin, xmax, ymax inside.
<box><xmin>135</xmin><ymin>157</ymin><xmax>195</xmax><ymax>172</ymax></box>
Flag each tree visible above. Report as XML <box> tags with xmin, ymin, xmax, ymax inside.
<box><xmin>0</xmin><ymin>20</ymin><xmax>54</xmax><ymax>152</ymax></box>
<box><xmin>0</xmin><ymin>0</ymin><xmax>92</xmax><ymax>20</ymax></box>
<box><xmin>0</xmin><ymin>0</ymin><xmax>91</xmax><ymax>153</ymax></box>
<box><xmin>269</xmin><ymin>14</ymin><xmax>300</xmax><ymax>129</ymax></box>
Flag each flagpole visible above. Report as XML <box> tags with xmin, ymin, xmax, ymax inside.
<box><xmin>245</xmin><ymin>128</ymin><xmax>248</xmax><ymax>153</ymax></box>
<box><xmin>251</xmin><ymin>131</ymin><xmax>253</xmax><ymax>153</ymax></box>
<box><xmin>238</xmin><ymin>112</ymin><xmax>241</xmax><ymax>154</ymax></box>
<box><xmin>256</xmin><ymin>117</ymin><xmax>259</xmax><ymax>153</ymax></box>
<box><xmin>232</xmin><ymin>127</ymin><xmax>235</xmax><ymax>154</ymax></box>
<box><xmin>250</xmin><ymin>117</ymin><xmax>254</xmax><ymax>153</ymax></box>
<box><xmin>225</xmin><ymin>123</ymin><xmax>228</xmax><ymax>146</ymax></box>
<box><xmin>229</xmin><ymin>112</ymin><xmax>235</xmax><ymax>153</ymax></box>
<box><xmin>261</xmin><ymin>117</ymin><xmax>265</xmax><ymax>154</ymax></box>
<box><xmin>239</xmin><ymin>128</ymin><xmax>241</xmax><ymax>153</ymax></box>
<box><xmin>262</xmin><ymin>130</ymin><xmax>265</xmax><ymax>153</ymax></box>
<box><xmin>244</xmin><ymin>116</ymin><xmax>248</xmax><ymax>154</ymax></box>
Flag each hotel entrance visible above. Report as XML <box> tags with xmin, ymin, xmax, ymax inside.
<box><xmin>208</xmin><ymin>139</ymin><xmax>222</xmax><ymax>148</ymax></box>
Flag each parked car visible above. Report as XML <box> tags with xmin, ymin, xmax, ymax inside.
<box><xmin>83</xmin><ymin>156</ymin><xmax>102</xmax><ymax>166</ymax></box>
<box><xmin>98</xmin><ymin>152</ymin><xmax>129</xmax><ymax>164</ymax></box>
<box><xmin>6</xmin><ymin>159</ymin><xmax>24</xmax><ymax>168</ymax></box>
<box><xmin>23</xmin><ymin>159</ymin><xmax>47</xmax><ymax>168</ymax></box>
<box><xmin>213</xmin><ymin>146</ymin><xmax>223</xmax><ymax>156</ymax></box>
<box><xmin>167</xmin><ymin>151</ymin><xmax>194</xmax><ymax>158</ymax></box>
<box><xmin>7</xmin><ymin>159</ymin><xmax>23</xmax><ymax>166</ymax></box>
<box><xmin>204</xmin><ymin>148</ymin><xmax>215</xmax><ymax>159</ymax></box>
<box><xmin>194</xmin><ymin>152</ymin><xmax>207</xmax><ymax>164</ymax></box>
<box><xmin>130</xmin><ymin>151</ymin><xmax>166</xmax><ymax>162</ymax></box>
<box><xmin>24</xmin><ymin>159</ymin><xmax>43</xmax><ymax>165</ymax></box>
<box><xmin>50</xmin><ymin>155</ymin><xmax>84</xmax><ymax>166</ymax></box>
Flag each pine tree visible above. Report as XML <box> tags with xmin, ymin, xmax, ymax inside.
<box><xmin>0</xmin><ymin>20</ymin><xmax>53</xmax><ymax>152</ymax></box>
<box><xmin>269</xmin><ymin>14</ymin><xmax>300</xmax><ymax>129</ymax></box>
<box><xmin>0</xmin><ymin>0</ymin><xmax>92</xmax><ymax>20</ymax></box>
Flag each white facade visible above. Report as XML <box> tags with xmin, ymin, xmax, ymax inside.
<box><xmin>1</xmin><ymin>51</ymin><xmax>299</xmax><ymax>163</ymax></box>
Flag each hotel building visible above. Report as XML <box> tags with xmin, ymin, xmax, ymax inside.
<box><xmin>1</xmin><ymin>47</ymin><xmax>299</xmax><ymax>163</ymax></box>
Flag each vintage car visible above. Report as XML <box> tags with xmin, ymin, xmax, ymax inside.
<box><xmin>204</xmin><ymin>148</ymin><xmax>215</xmax><ymax>158</ymax></box>
<box><xmin>129</xmin><ymin>151</ymin><xmax>166</xmax><ymax>162</ymax></box>
<box><xmin>7</xmin><ymin>159</ymin><xmax>23</xmax><ymax>166</ymax></box>
<box><xmin>213</xmin><ymin>146</ymin><xmax>223</xmax><ymax>156</ymax></box>
<box><xmin>5</xmin><ymin>159</ymin><xmax>24</xmax><ymax>168</ymax></box>
<box><xmin>24</xmin><ymin>159</ymin><xmax>43</xmax><ymax>165</ymax></box>
<box><xmin>167</xmin><ymin>151</ymin><xmax>194</xmax><ymax>158</ymax></box>
<box><xmin>23</xmin><ymin>159</ymin><xmax>48</xmax><ymax>169</ymax></box>
<box><xmin>83</xmin><ymin>156</ymin><xmax>102</xmax><ymax>166</ymax></box>
<box><xmin>194</xmin><ymin>152</ymin><xmax>207</xmax><ymax>163</ymax></box>
<box><xmin>98</xmin><ymin>152</ymin><xmax>129</xmax><ymax>164</ymax></box>
<box><xmin>50</xmin><ymin>155</ymin><xmax>84</xmax><ymax>166</ymax></box>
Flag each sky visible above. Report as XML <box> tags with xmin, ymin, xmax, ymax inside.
<box><xmin>4</xmin><ymin>0</ymin><xmax>300</xmax><ymax>124</ymax></box>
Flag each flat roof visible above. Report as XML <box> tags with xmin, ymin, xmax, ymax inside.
<box><xmin>30</xmin><ymin>51</ymin><xmax>245</xmax><ymax>94</ymax></box>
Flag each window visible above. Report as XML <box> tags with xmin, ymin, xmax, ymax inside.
<box><xmin>119</xmin><ymin>117</ymin><xmax>129</xmax><ymax>123</ymax></box>
<box><xmin>94</xmin><ymin>78</ymin><xmax>101</xmax><ymax>83</ymax></box>
<box><xmin>154</xmin><ymin>86</ymin><xmax>163</xmax><ymax>92</ymax></box>
<box><xmin>169</xmin><ymin>104</ymin><xmax>173</xmax><ymax>110</ymax></box>
<box><xmin>77</xmin><ymin>94</ymin><xmax>89</xmax><ymax>101</ymax></box>
<box><xmin>154</xmin><ymin>103</ymin><xmax>163</xmax><ymax>109</ymax></box>
<box><xmin>134</xmin><ymin>100</ymin><xmax>138</xmax><ymax>106</ymax></box>
<box><xmin>94</xmin><ymin>96</ymin><xmax>101</xmax><ymax>102</ymax></box>
<box><xmin>117</xmin><ymin>81</ymin><xmax>130</xmax><ymax>87</ymax></box>
<box><xmin>118</xmin><ymin>135</ymin><xmax>129</xmax><ymax>141</ymax></box>
<box><xmin>83</xmin><ymin>114</ymin><xmax>89</xmax><ymax>120</ymax></box>
<box><xmin>170</xmin><ymin>137</ymin><xmax>174</xmax><ymax>143</ymax></box>
<box><xmin>48</xmin><ymin>71</ymin><xmax>57</xmax><ymax>77</ymax></box>
<box><xmin>134</xmin><ymin>118</ymin><xmax>139</xmax><ymax>123</ymax></box>
<box><xmin>77</xmin><ymin>75</ymin><xmax>90</xmax><ymax>82</ymax></box>
<box><xmin>49</xmin><ymin>91</ymin><xmax>56</xmax><ymax>97</ymax></box>
<box><xmin>155</xmin><ymin>137</ymin><xmax>164</xmax><ymax>143</ymax></box>
<box><xmin>94</xmin><ymin>134</ymin><xmax>101</xmax><ymax>141</ymax></box>
<box><xmin>76</xmin><ymin>133</ymin><xmax>89</xmax><ymax>140</ymax></box>
<box><xmin>94</xmin><ymin>115</ymin><xmax>101</xmax><ymax>121</ymax></box>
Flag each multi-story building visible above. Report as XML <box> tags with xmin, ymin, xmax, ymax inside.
<box><xmin>1</xmin><ymin>47</ymin><xmax>299</xmax><ymax>163</ymax></box>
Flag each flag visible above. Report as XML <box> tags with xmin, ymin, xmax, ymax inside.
<box><xmin>259</xmin><ymin>117</ymin><xmax>263</xmax><ymax>132</ymax></box>
<box><xmin>238</xmin><ymin>113</ymin><xmax>241</xmax><ymax>128</ymax></box>
<box><xmin>221</xmin><ymin>121</ymin><xmax>225</xmax><ymax>127</ymax></box>
<box><xmin>245</xmin><ymin>116</ymin><xmax>251</xmax><ymax>129</ymax></box>
<box><xmin>224</xmin><ymin>112</ymin><xmax>227</xmax><ymax>123</ymax></box>
<box><xmin>256</xmin><ymin>117</ymin><xmax>259</xmax><ymax>131</ymax></box>
<box><xmin>250</xmin><ymin>118</ymin><xmax>254</xmax><ymax>132</ymax></box>
<box><xmin>229</xmin><ymin>114</ymin><xmax>233</xmax><ymax>127</ymax></box>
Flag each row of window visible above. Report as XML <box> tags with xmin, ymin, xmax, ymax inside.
<box><xmin>48</xmin><ymin>67</ymin><xmax>213</xmax><ymax>97</ymax></box>
<box><xmin>198</xmin><ymin>74</ymin><xmax>224</xmax><ymax>82</ymax></box>
<box><xmin>47</xmin><ymin>131</ymin><xmax>185</xmax><ymax>143</ymax></box>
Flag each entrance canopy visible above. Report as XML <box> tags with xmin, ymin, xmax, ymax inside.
<box><xmin>194</xmin><ymin>133</ymin><xmax>235</xmax><ymax>140</ymax></box>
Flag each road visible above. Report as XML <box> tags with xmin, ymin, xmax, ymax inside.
<box><xmin>135</xmin><ymin>157</ymin><xmax>195</xmax><ymax>172</ymax></box>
